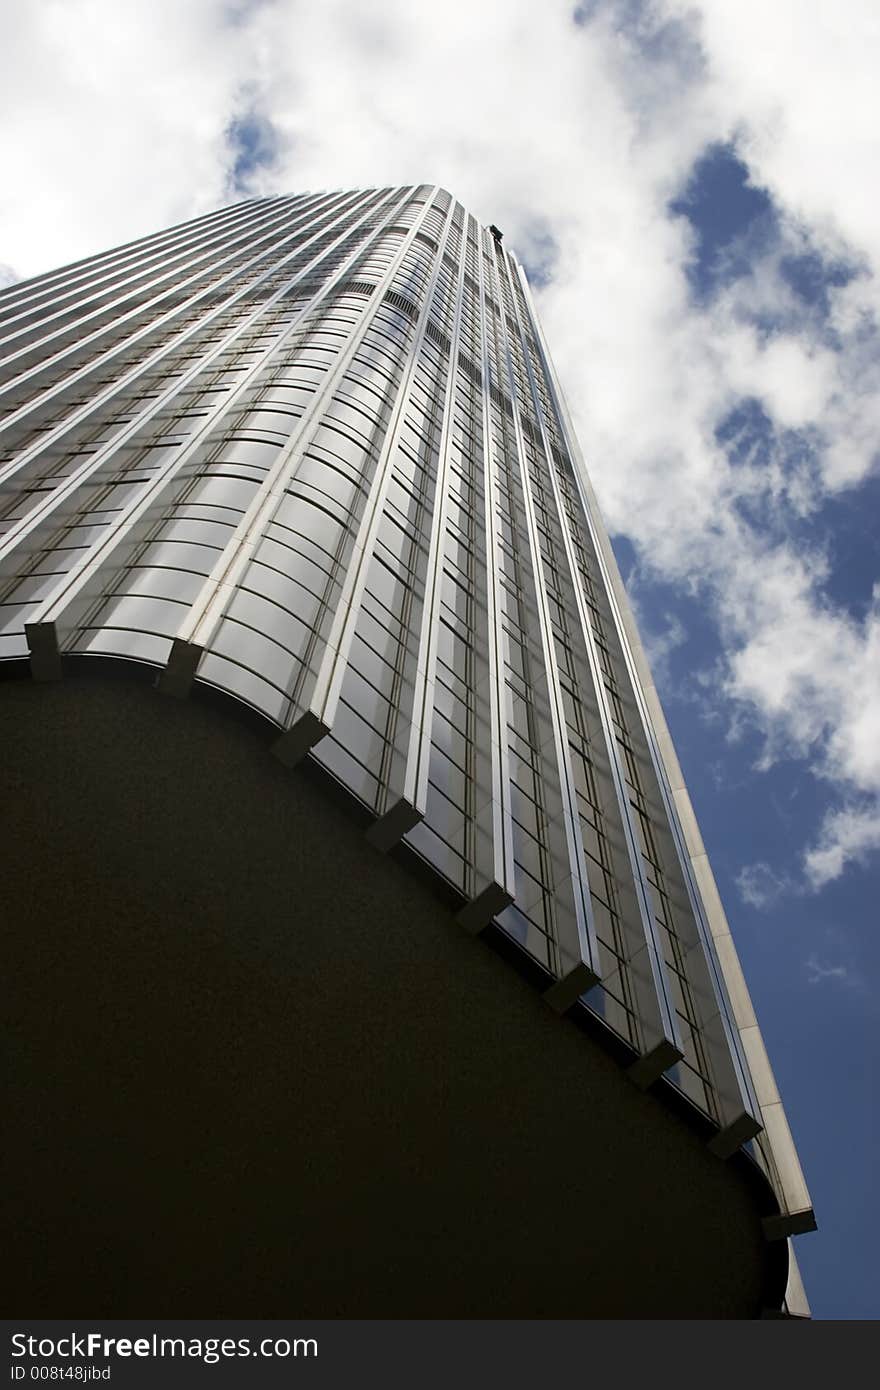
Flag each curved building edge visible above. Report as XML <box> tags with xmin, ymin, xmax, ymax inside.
<box><xmin>511</xmin><ymin>261</ymin><xmax>815</xmax><ymax>1309</ymax></box>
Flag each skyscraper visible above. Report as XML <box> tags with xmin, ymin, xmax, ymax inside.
<box><xmin>1</xmin><ymin>185</ymin><xmax>814</xmax><ymax>1316</ymax></box>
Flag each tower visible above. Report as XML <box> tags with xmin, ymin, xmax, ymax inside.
<box><xmin>1</xmin><ymin>185</ymin><xmax>813</xmax><ymax>1315</ymax></box>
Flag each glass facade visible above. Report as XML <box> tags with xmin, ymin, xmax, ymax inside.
<box><xmin>0</xmin><ymin>185</ymin><xmax>813</xmax><ymax>1256</ymax></box>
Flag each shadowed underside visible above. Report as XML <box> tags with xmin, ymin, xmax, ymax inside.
<box><xmin>1</xmin><ymin>672</ymin><xmax>785</xmax><ymax>1317</ymax></box>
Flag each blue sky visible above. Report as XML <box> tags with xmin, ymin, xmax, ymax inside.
<box><xmin>1</xmin><ymin>0</ymin><xmax>877</xmax><ymax>1319</ymax></box>
<box><xmin>618</xmin><ymin>139</ymin><xmax>879</xmax><ymax>1318</ymax></box>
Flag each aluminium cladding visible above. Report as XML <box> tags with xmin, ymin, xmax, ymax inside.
<box><xmin>0</xmin><ymin>185</ymin><xmax>814</xmax><ymax>1305</ymax></box>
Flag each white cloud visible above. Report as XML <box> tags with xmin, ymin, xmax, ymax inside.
<box><xmin>736</xmin><ymin>861</ymin><xmax>792</xmax><ymax>911</ymax></box>
<box><xmin>676</xmin><ymin>0</ymin><xmax>880</xmax><ymax>271</ymax></box>
<box><xmin>1</xmin><ymin>0</ymin><xmax>879</xmax><ymax>891</ymax></box>
<box><xmin>0</xmin><ymin>1</ymin><xmax>244</xmax><ymax>277</ymax></box>
<box><xmin>804</xmin><ymin>954</ymin><xmax>850</xmax><ymax>986</ymax></box>
<box><xmin>804</xmin><ymin>803</ymin><xmax>880</xmax><ymax>890</ymax></box>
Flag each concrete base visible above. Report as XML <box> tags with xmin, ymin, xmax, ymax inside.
<box><xmin>1</xmin><ymin>671</ymin><xmax>786</xmax><ymax>1317</ymax></box>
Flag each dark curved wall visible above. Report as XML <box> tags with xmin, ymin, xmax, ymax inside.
<box><xmin>2</xmin><ymin>677</ymin><xmax>783</xmax><ymax>1316</ymax></box>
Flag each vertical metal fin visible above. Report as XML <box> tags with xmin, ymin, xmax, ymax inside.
<box><xmin>513</xmin><ymin>261</ymin><xmax>766</xmax><ymax>1147</ymax></box>
<box><xmin>486</xmin><ymin>235</ymin><xmax>601</xmax><ymax>1003</ymax></box>
<box><xmin>20</xmin><ymin>190</ymin><xmax>408</xmax><ymax>675</ymax></box>
<box><xmin>501</xmin><ymin>253</ymin><xmax>682</xmax><ymax>1067</ymax></box>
